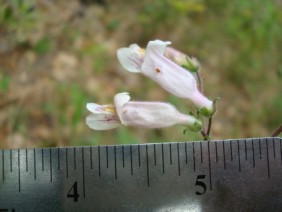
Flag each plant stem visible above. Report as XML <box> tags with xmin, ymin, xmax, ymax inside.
<box><xmin>201</xmin><ymin>130</ymin><xmax>209</xmax><ymax>141</ymax></box>
<box><xmin>206</xmin><ymin>116</ymin><xmax>213</xmax><ymax>137</ymax></box>
<box><xmin>272</xmin><ymin>124</ymin><xmax>282</xmax><ymax>137</ymax></box>
<box><xmin>196</xmin><ymin>67</ymin><xmax>204</xmax><ymax>94</ymax></box>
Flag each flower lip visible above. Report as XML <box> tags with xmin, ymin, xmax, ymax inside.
<box><xmin>86</xmin><ymin>113</ymin><xmax>120</xmax><ymax>130</ymax></box>
<box><xmin>117</xmin><ymin>44</ymin><xmax>144</xmax><ymax>73</ymax></box>
<box><xmin>114</xmin><ymin>92</ymin><xmax>131</xmax><ymax>124</ymax></box>
<box><xmin>146</xmin><ymin>40</ymin><xmax>172</xmax><ymax>55</ymax></box>
<box><xmin>129</xmin><ymin>44</ymin><xmax>145</xmax><ymax>56</ymax></box>
<box><xmin>86</xmin><ymin>103</ymin><xmax>116</xmax><ymax>114</ymax></box>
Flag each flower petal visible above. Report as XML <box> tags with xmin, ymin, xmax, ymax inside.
<box><xmin>86</xmin><ymin>114</ymin><xmax>120</xmax><ymax>130</ymax></box>
<box><xmin>164</xmin><ymin>47</ymin><xmax>187</xmax><ymax>65</ymax></box>
<box><xmin>146</xmin><ymin>40</ymin><xmax>171</xmax><ymax>56</ymax></box>
<box><xmin>142</xmin><ymin>41</ymin><xmax>198</xmax><ymax>98</ymax></box>
<box><xmin>142</xmin><ymin>40</ymin><xmax>213</xmax><ymax>111</ymax></box>
<box><xmin>129</xmin><ymin>44</ymin><xmax>145</xmax><ymax>54</ymax></box>
<box><xmin>117</xmin><ymin>45</ymin><xmax>143</xmax><ymax>73</ymax></box>
<box><xmin>114</xmin><ymin>92</ymin><xmax>131</xmax><ymax>124</ymax></box>
<box><xmin>86</xmin><ymin>103</ymin><xmax>116</xmax><ymax>114</ymax></box>
<box><xmin>120</xmin><ymin>101</ymin><xmax>200</xmax><ymax>129</ymax></box>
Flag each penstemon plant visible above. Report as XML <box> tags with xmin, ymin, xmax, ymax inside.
<box><xmin>86</xmin><ymin>39</ymin><xmax>219</xmax><ymax>140</ymax></box>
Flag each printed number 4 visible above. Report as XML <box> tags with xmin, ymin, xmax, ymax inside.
<box><xmin>195</xmin><ymin>175</ymin><xmax>206</xmax><ymax>195</ymax></box>
<box><xmin>67</xmin><ymin>181</ymin><xmax>80</xmax><ymax>202</ymax></box>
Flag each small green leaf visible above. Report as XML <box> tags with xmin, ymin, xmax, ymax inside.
<box><xmin>0</xmin><ymin>75</ymin><xmax>11</xmax><ymax>91</ymax></box>
<box><xmin>34</xmin><ymin>37</ymin><xmax>52</xmax><ymax>54</ymax></box>
<box><xmin>187</xmin><ymin>120</ymin><xmax>203</xmax><ymax>132</ymax></box>
<box><xmin>198</xmin><ymin>107</ymin><xmax>214</xmax><ymax>117</ymax></box>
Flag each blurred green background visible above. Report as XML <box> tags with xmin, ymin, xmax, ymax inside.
<box><xmin>0</xmin><ymin>0</ymin><xmax>281</xmax><ymax>149</ymax></box>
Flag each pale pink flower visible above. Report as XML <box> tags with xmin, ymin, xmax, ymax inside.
<box><xmin>165</xmin><ymin>47</ymin><xmax>200</xmax><ymax>72</ymax></box>
<box><xmin>86</xmin><ymin>103</ymin><xmax>120</xmax><ymax>130</ymax></box>
<box><xmin>164</xmin><ymin>46</ymin><xmax>187</xmax><ymax>66</ymax></box>
<box><xmin>117</xmin><ymin>40</ymin><xmax>213</xmax><ymax>115</ymax></box>
<box><xmin>86</xmin><ymin>93</ymin><xmax>202</xmax><ymax>130</ymax></box>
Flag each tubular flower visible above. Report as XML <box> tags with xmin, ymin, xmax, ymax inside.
<box><xmin>117</xmin><ymin>40</ymin><xmax>213</xmax><ymax>116</ymax></box>
<box><xmin>164</xmin><ymin>47</ymin><xmax>187</xmax><ymax>66</ymax></box>
<box><xmin>165</xmin><ymin>47</ymin><xmax>200</xmax><ymax>73</ymax></box>
<box><xmin>86</xmin><ymin>92</ymin><xmax>202</xmax><ymax>131</ymax></box>
<box><xmin>86</xmin><ymin>103</ymin><xmax>120</xmax><ymax>130</ymax></box>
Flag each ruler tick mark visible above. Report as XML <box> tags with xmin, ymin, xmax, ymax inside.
<box><xmin>215</xmin><ymin>142</ymin><xmax>218</xmax><ymax>163</ymax></box>
<box><xmin>266</xmin><ymin>139</ymin><xmax>270</xmax><ymax>178</ymax></box>
<box><xmin>162</xmin><ymin>143</ymin><xmax>165</xmax><ymax>174</ymax></box>
<box><xmin>244</xmin><ymin>140</ymin><xmax>248</xmax><ymax>160</ymax></box>
<box><xmin>177</xmin><ymin>143</ymin><xmax>180</xmax><ymax>176</ymax></box>
<box><xmin>259</xmin><ymin>138</ymin><xmax>262</xmax><ymax>159</ymax></box>
<box><xmin>153</xmin><ymin>144</ymin><xmax>156</xmax><ymax>166</ymax></box>
<box><xmin>66</xmin><ymin>148</ymin><xmax>69</xmax><ymax>178</ymax></box>
<box><xmin>193</xmin><ymin>142</ymin><xmax>195</xmax><ymax>172</ymax></box>
<box><xmin>90</xmin><ymin>147</ymin><xmax>93</xmax><ymax>169</ymax></box>
<box><xmin>130</xmin><ymin>145</ymin><xmax>133</xmax><ymax>175</ymax></box>
<box><xmin>25</xmin><ymin>149</ymin><xmax>28</xmax><ymax>172</ymax></box>
<box><xmin>138</xmin><ymin>145</ymin><xmax>141</xmax><ymax>167</ymax></box>
<box><xmin>223</xmin><ymin>141</ymin><xmax>226</xmax><ymax>170</ymax></box>
<box><xmin>273</xmin><ymin>137</ymin><xmax>276</xmax><ymax>158</ymax></box>
<box><xmin>122</xmin><ymin>145</ymin><xmax>125</xmax><ymax>168</ymax></box>
<box><xmin>98</xmin><ymin>146</ymin><xmax>101</xmax><ymax>177</ymax></box>
<box><xmin>252</xmin><ymin>139</ymin><xmax>255</xmax><ymax>168</ymax></box>
<box><xmin>106</xmin><ymin>146</ymin><xmax>109</xmax><ymax>168</ymax></box>
<box><xmin>49</xmin><ymin>148</ymin><xmax>53</xmax><ymax>182</ymax></box>
<box><xmin>2</xmin><ymin>150</ymin><xmax>4</xmax><ymax>181</ymax></box>
<box><xmin>74</xmin><ymin>148</ymin><xmax>77</xmax><ymax>170</ymax></box>
<box><xmin>237</xmin><ymin>140</ymin><xmax>241</xmax><ymax>172</ymax></box>
<box><xmin>41</xmin><ymin>149</ymin><xmax>44</xmax><ymax>171</ymax></box>
<box><xmin>185</xmin><ymin>142</ymin><xmax>188</xmax><ymax>164</ymax></box>
<box><xmin>18</xmin><ymin>149</ymin><xmax>21</xmax><ymax>192</ymax></box>
<box><xmin>57</xmin><ymin>148</ymin><xmax>60</xmax><ymax>171</ymax></box>
<box><xmin>208</xmin><ymin>141</ymin><xmax>212</xmax><ymax>191</ymax></box>
<box><xmin>82</xmin><ymin>148</ymin><xmax>86</xmax><ymax>197</ymax></box>
<box><xmin>50</xmin><ymin>149</ymin><xmax>52</xmax><ymax>182</ymax></box>
<box><xmin>200</xmin><ymin>142</ymin><xmax>203</xmax><ymax>163</ymax></box>
<box><xmin>169</xmin><ymin>143</ymin><xmax>172</xmax><ymax>165</ymax></box>
<box><xmin>10</xmin><ymin>150</ymin><xmax>12</xmax><ymax>172</ymax></box>
<box><xmin>34</xmin><ymin>149</ymin><xmax>36</xmax><ymax>179</ymax></box>
<box><xmin>114</xmin><ymin>146</ymin><xmax>117</xmax><ymax>179</ymax></box>
<box><xmin>146</xmin><ymin>145</ymin><xmax>150</xmax><ymax>187</ymax></box>
<box><xmin>230</xmin><ymin>141</ymin><xmax>233</xmax><ymax>161</ymax></box>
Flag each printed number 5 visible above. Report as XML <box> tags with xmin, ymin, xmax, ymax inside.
<box><xmin>195</xmin><ymin>175</ymin><xmax>206</xmax><ymax>195</ymax></box>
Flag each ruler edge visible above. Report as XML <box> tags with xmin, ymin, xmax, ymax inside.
<box><xmin>1</xmin><ymin>137</ymin><xmax>281</xmax><ymax>151</ymax></box>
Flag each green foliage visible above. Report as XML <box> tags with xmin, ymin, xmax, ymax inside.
<box><xmin>263</xmin><ymin>97</ymin><xmax>282</xmax><ymax>129</ymax></box>
<box><xmin>222</xmin><ymin>0</ymin><xmax>282</xmax><ymax>87</ymax></box>
<box><xmin>107</xmin><ymin>19</ymin><xmax>120</xmax><ymax>31</ymax></box>
<box><xmin>34</xmin><ymin>37</ymin><xmax>52</xmax><ymax>54</ymax></box>
<box><xmin>116</xmin><ymin>128</ymin><xmax>140</xmax><ymax>145</ymax></box>
<box><xmin>0</xmin><ymin>75</ymin><xmax>10</xmax><ymax>91</ymax></box>
<box><xmin>70</xmin><ymin>85</ymin><xmax>88</xmax><ymax>127</ymax></box>
<box><xmin>137</xmin><ymin>0</ymin><xmax>206</xmax><ymax>40</ymax></box>
<box><xmin>78</xmin><ymin>43</ymin><xmax>110</xmax><ymax>74</ymax></box>
<box><xmin>0</xmin><ymin>0</ymin><xmax>37</xmax><ymax>43</ymax></box>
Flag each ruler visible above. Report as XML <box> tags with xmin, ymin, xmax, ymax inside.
<box><xmin>0</xmin><ymin>137</ymin><xmax>281</xmax><ymax>211</ymax></box>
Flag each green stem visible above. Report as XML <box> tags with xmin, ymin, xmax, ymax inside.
<box><xmin>201</xmin><ymin>130</ymin><xmax>209</xmax><ymax>141</ymax></box>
